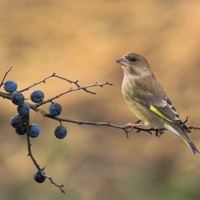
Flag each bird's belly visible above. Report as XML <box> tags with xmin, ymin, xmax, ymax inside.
<box><xmin>124</xmin><ymin>97</ymin><xmax>165</xmax><ymax>129</ymax></box>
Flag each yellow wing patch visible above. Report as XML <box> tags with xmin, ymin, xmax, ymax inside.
<box><xmin>150</xmin><ymin>105</ymin><xmax>172</xmax><ymax>123</ymax></box>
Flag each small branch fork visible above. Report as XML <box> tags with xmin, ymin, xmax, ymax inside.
<box><xmin>0</xmin><ymin>68</ymin><xmax>200</xmax><ymax>194</ymax></box>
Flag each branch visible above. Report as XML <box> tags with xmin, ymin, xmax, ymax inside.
<box><xmin>35</xmin><ymin>82</ymin><xmax>113</xmax><ymax>107</ymax></box>
<box><xmin>28</xmin><ymin>105</ymin><xmax>200</xmax><ymax>138</ymax></box>
<box><xmin>0</xmin><ymin>81</ymin><xmax>113</xmax><ymax>104</ymax></box>
<box><xmin>0</xmin><ymin>67</ymin><xmax>12</xmax><ymax>88</ymax></box>
<box><xmin>25</xmin><ymin>101</ymin><xmax>167</xmax><ymax>139</ymax></box>
<box><xmin>25</xmin><ymin>113</ymin><xmax>65</xmax><ymax>193</ymax></box>
<box><xmin>188</xmin><ymin>126</ymin><xmax>200</xmax><ymax>131</ymax></box>
<box><xmin>1</xmin><ymin>69</ymin><xmax>199</xmax><ymax>195</ymax></box>
<box><xmin>19</xmin><ymin>73</ymin><xmax>113</xmax><ymax>95</ymax></box>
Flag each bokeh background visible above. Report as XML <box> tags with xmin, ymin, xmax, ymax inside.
<box><xmin>0</xmin><ymin>0</ymin><xmax>200</xmax><ymax>199</ymax></box>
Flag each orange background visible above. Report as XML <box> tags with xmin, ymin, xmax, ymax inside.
<box><xmin>0</xmin><ymin>1</ymin><xmax>200</xmax><ymax>199</ymax></box>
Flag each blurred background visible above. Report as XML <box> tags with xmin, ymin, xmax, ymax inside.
<box><xmin>0</xmin><ymin>0</ymin><xmax>200</xmax><ymax>199</ymax></box>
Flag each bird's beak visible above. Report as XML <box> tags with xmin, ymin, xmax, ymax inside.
<box><xmin>116</xmin><ymin>57</ymin><xmax>128</xmax><ymax>66</ymax></box>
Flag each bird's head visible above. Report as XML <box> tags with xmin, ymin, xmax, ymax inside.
<box><xmin>116</xmin><ymin>52</ymin><xmax>151</xmax><ymax>76</ymax></box>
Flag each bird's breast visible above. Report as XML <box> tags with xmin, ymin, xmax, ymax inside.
<box><xmin>121</xmin><ymin>76</ymin><xmax>165</xmax><ymax>128</ymax></box>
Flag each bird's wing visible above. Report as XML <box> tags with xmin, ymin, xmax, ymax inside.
<box><xmin>133</xmin><ymin>76</ymin><xmax>189</xmax><ymax>131</ymax></box>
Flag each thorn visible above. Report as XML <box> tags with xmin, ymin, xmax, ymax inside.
<box><xmin>125</xmin><ymin>131</ymin><xmax>129</xmax><ymax>139</ymax></box>
<box><xmin>136</xmin><ymin>120</ymin><xmax>141</xmax><ymax>124</ymax></box>
<box><xmin>41</xmin><ymin>167</ymin><xmax>45</xmax><ymax>171</ymax></box>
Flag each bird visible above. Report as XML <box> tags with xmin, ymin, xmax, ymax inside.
<box><xmin>116</xmin><ymin>52</ymin><xmax>199</xmax><ymax>154</ymax></box>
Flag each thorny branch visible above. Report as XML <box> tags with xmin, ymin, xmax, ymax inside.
<box><xmin>0</xmin><ymin>70</ymin><xmax>113</xmax><ymax>193</ymax></box>
<box><xmin>25</xmin><ymin>114</ymin><xmax>65</xmax><ymax>193</ymax></box>
<box><xmin>0</xmin><ymin>68</ymin><xmax>200</xmax><ymax>194</ymax></box>
<box><xmin>18</xmin><ymin>73</ymin><xmax>108</xmax><ymax>95</ymax></box>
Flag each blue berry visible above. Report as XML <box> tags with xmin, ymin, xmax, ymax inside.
<box><xmin>15</xmin><ymin>126</ymin><xmax>26</xmax><ymax>135</ymax></box>
<box><xmin>49</xmin><ymin>102</ymin><xmax>62</xmax><ymax>116</ymax></box>
<box><xmin>30</xmin><ymin>90</ymin><xmax>44</xmax><ymax>103</ymax></box>
<box><xmin>4</xmin><ymin>80</ymin><xmax>17</xmax><ymax>93</ymax></box>
<box><xmin>11</xmin><ymin>92</ymin><xmax>25</xmax><ymax>105</ymax></box>
<box><xmin>34</xmin><ymin>171</ymin><xmax>46</xmax><ymax>183</ymax></box>
<box><xmin>17</xmin><ymin>103</ymin><xmax>30</xmax><ymax>116</ymax></box>
<box><xmin>54</xmin><ymin>125</ymin><xmax>67</xmax><ymax>139</ymax></box>
<box><xmin>29</xmin><ymin>124</ymin><xmax>40</xmax><ymax>138</ymax></box>
<box><xmin>11</xmin><ymin>115</ymin><xmax>24</xmax><ymax>128</ymax></box>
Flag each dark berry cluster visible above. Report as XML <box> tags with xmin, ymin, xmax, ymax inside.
<box><xmin>4</xmin><ymin>80</ymin><xmax>68</xmax><ymax>184</ymax></box>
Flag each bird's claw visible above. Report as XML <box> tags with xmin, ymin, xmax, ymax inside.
<box><xmin>125</xmin><ymin>122</ymin><xmax>143</xmax><ymax>132</ymax></box>
<box><xmin>155</xmin><ymin>129</ymin><xmax>164</xmax><ymax>137</ymax></box>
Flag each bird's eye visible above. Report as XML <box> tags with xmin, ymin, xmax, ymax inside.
<box><xmin>129</xmin><ymin>57</ymin><xmax>137</xmax><ymax>62</ymax></box>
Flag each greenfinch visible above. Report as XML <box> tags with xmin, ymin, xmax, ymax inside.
<box><xmin>116</xmin><ymin>52</ymin><xmax>199</xmax><ymax>154</ymax></box>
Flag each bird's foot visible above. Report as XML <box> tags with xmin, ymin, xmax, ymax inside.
<box><xmin>155</xmin><ymin>129</ymin><xmax>164</xmax><ymax>137</ymax></box>
<box><xmin>125</xmin><ymin>122</ymin><xmax>143</xmax><ymax>132</ymax></box>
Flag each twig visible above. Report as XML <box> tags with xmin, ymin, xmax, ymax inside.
<box><xmin>183</xmin><ymin>116</ymin><xmax>189</xmax><ymax>124</ymax></box>
<box><xmin>35</xmin><ymin>82</ymin><xmax>113</xmax><ymax>107</ymax></box>
<box><xmin>0</xmin><ymin>81</ymin><xmax>113</xmax><ymax>104</ymax></box>
<box><xmin>45</xmin><ymin>175</ymin><xmax>65</xmax><ymax>194</ymax></box>
<box><xmin>0</xmin><ymin>67</ymin><xmax>12</xmax><ymax>88</ymax></box>
<box><xmin>27</xmin><ymin>105</ymin><xmax>200</xmax><ymax>137</ymax></box>
<box><xmin>0</xmin><ymin>91</ymin><xmax>11</xmax><ymax>100</ymax></box>
<box><xmin>52</xmin><ymin>74</ymin><xmax>97</xmax><ymax>94</ymax></box>
<box><xmin>188</xmin><ymin>126</ymin><xmax>200</xmax><ymax>131</ymax></box>
<box><xmin>19</xmin><ymin>73</ymin><xmax>113</xmax><ymax>95</ymax></box>
<box><xmin>25</xmin><ymin>113</ymin><xmax>65</xmax><ymax>193</ymax></box>
<box><xmin>27</xmin><ymin>104</ymin><xmax>167</xmax><ymax>135</ymax></box>
<box><xmin>19</xmin><ymin>73</ymin><xmax>56</xmax><ymax>93</ymax></box>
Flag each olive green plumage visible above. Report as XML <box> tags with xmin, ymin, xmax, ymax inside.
<box><xmin>116</xmin><ymin>52</ymin><xmax>199</xmax><ymax>154</ymax></box>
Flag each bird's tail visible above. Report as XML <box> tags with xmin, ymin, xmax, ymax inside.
<box><xmin>181</xmin><ymin>136</ymin><xmax>200</xmax><ymax>155</ymax></box>
<box><xmin>164</xmin><ymin>124</ymin><xmax>200</xmax><ymax>155</ymax></box>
